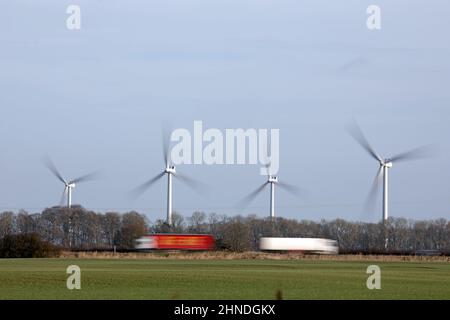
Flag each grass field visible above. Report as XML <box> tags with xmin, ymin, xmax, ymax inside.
<box><xmin>0</xmin><ymin>257</ymin><xmax>449</xmax><ymax>300</ymax></box>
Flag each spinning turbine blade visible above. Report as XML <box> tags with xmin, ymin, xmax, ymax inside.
<box><xmin>363</xmin><ymin>166</ymin><xmax>383</xmax><ymax>216</ymax></box>
<box><xmin>130</xmin><ymin>172</ymin><xmax>165</xmax><ymax>199</ymax></box>
<box><xmin>59</xmin><ymin>187</ymin><xmax>68</xmax><ymax>207</ymax></box>
<box><xmin>162</xmin><ymin>125</ymin><xmax>172</xmax><ymax>167</ymax></box>
<box><xmin>236</xmin><ymin>182</ymin><xmax>269</xmax><ymax>209</ymax></box>
<box><xmin>263</xmin><ymin>162</ymin><xmax>271</xmax><ymax>177</ymax></box>
<box><xmin>347</xmin><ymin>122</ymin><xmax>382</xmax><ymax>162</ymax></box>
<box><xmin>44</xmin><ymin>157</ymin><xmax>66</xmax><ymax>184</ymax></box>
<box><xmin>278</xmin><ymin>181</ymin><xmax>305</xmax><ymax>197</ymax></box>
<box><xmin>71</xmin><ymin>171</ymin><xmax>102</xmax><ymax>184</ymax></box>
<box><xmin>260</xmin><ymin>139</ymin><xmax>272</xmax><ymax>176</ymax></box>
<box><xmin>175</xmin><ymin>172</ymin><xmax>208</xmax><ymax>194</ymax></box>
<box><xmin>389</xmin><ymin>145</ymin><xmax>436</xmax><ymax>163</ymax></box>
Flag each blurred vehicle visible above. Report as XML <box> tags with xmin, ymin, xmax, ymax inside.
<box><xmin>135</xmin><ymin>234</ymin><xmax>215</xmax><ymax>251</ymax></box>
<box><xmin>259</xmin><ymin>237</ymin><xmax>339</xmax><ymax>254</ymax></box>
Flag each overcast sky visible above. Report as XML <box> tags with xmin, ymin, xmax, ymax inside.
<box><xmin>0</xmin><ymin>0</ymin><xmax>449</xmax><ymax>222</ymax></box>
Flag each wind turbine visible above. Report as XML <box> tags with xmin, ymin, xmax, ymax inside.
<box><xmin>131</xmin><ymin>130</ymin><xmax>205</xmax><ymax>226</ymax></box>
<box><xmin>347</xmin><ymin>122</ymin><xmax>434</xmax><ymax>223</ymax></box>
<box><xmin>238</xmin><ymin>164</ymin><xmax>302</xmax><ymax>219</ymax></box>
<box><xmin>44</xmin><ymin>157</ymin><xmax>100</xmax><ymax>208</ymax></box>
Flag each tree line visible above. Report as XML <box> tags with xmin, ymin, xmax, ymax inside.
<box><xmin>0</xmin><ymin>206</ymin><xmax>449</xmax><ymax>253</ymax></box>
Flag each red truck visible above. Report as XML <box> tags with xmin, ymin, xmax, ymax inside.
<box><xmin>135</xmin><ymin>234</ymin><xmax>215</xmax><ymax>251</ymax></box>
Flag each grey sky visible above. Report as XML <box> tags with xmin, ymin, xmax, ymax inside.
<box><xmin>0</xmin><ymin>0</ymin><xmax>449</xmax><ymax>222</ymax></box>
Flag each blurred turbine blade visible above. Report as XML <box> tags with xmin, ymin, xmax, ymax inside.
<box><xmin>130</xmin><ymin>172</ymin><xmax>165</xmax><ymax>199</ymax></box>
<box><xmin>162</xmin><ymin>124</ymin><xmax>172</xmax><ymax>167</ymax></box>
<box><xmin>236</xmin><ymin>182</ymin><xmax>269</xmax><ymax>209</ymax></box>
<box><xmin>347</xmin><ymin>121</ymin><xmax>381</xmax><ymax>162</ymax></box>
<box><xmin>261</xmin><ymin>139</ymin><xmax>271</xmax><ymax>176</ymax></box>
<box><xmin>278</xmin><ymin>181</ymin><xmax>305</xmax><ymax>197</ymax></box>
<box><xmin>262</xmin><ymin>162</ymin><xmax>271</xmax><ymax>177</ymax></box>
<box><xmin>175</xmin><ymin>172</ymin><xmax>208</xmax><ymax>194</ymax></box>
<box><xmin>43</xmin><ymin>156</ymin><xmax>66</xmax><ymax>184</ymax></box>
<box><xmin>71</xmin><ymin>170</ymin><xmax>102</xmax><ymax>184</ymax></box>
<box><xmin>389</xmin><ymin>145</ymin><xmax>437</xmax><ymax>163</ymax></box>
<box><xmin>363</xmin><ymin>166</ymin><xmax>383</xmax><ymax>216</ymax></box>
<box><xmin>60</xmin><ymin>187</ymin><xmax>67</xmax><ymax>207</ymax></box>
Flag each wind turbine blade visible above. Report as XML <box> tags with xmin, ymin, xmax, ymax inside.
<box><xmin>347</xmin><ymin>122</ymin><xmax>382</xmax><ymax>162</ymax></box>
<box><xmin>130</xmin><ymin>172</ymin><xmax>165</xmax><ymax>199</ymax></box>
<box><xmin>43</xmin><ymin>156</ymin><xmax>66</xmax><ymax>184</ymax></box>
<box><xmin>236</xmin><ymin>182</ymin><xmax>269</xmax><ymax>209</ymax></box>
<box><xmin>59</xmin><ymin>187</ymin><xmax>67</xmax><ymax>207</ymax></box>
<box><xmin>175</xmin><ymin>172</ymin><xmax>208</xmax><ymax>194</ymax></box>
<box><xmin>263</xmin><ymin>162</ymin><xmax>271</xmax><ymax>177</ymax></box>
<box><xmin>162</xmin><ymin>125</ymin><xmax>172</xmax><ymax>167</ymax></box>
<box><xmin>278</xmin><ymin>181</ymin><xmax>306</xmax><ymax>197</ymax></box>
<box><xmin>362</xmin><ymin>166</ymin><xmax>383</xmax><ymax>217</ymax></box>
<box><xmin>70</xmin><ymin>171</ymin><xmax>102</xmax><ymax>184</ymax></box>
<box><xmin>389</xmin><ymin>145</ymin><xmax>436</xmax><ymax>163</ymax></box>
<box><xmin>260</xmin><ymin>139</ymin><xmax>271</xmax><ymax>176</ymax></box>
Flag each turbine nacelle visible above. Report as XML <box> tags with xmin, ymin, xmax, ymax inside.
<box><xmin>380</xmin><ymin>161</ymin><xmax>393</xmax><ymax>168</ymax></box>
<box><xmin>66</xmin><ymin>182</ymin><xmax>76</xmax><ymax>189</ymax></box>
<box><xmin>165</xmin><ymin>166</ymin><xmax>176</xmax><ymax>174</ymax></box>
<box><xmin>268</xmin><ymin>176</ymin><xmax>278</xmax><ymax>184</ymax></box>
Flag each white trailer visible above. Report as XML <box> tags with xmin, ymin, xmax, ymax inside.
<box><xmin>259</xmin><ymin>237</ymin><xmax>339</xmax><ymax>254</ymax></box>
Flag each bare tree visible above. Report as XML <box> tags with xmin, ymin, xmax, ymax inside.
<box><xmin>114</xmin><ymin>211</ymin><xmax>148</xmax><ymax>249</ymax></box>
<box><xmin>103</xmin><ymin>212</ymin><xmax>121</xmax><ymax>247</ymax></box>
<box><xmin>218</xmin><ymin>216</ymin><xmax>252</xmax><ymax>252</ymax></box>
<box><xmin>188</xmin><ymin>211</ymin><xmax>207</xmax><ymax>233</ymax></box>
<box><xmin>0</xmin><ymin>212</ymin><xmax>14</xmax><ymax>237</ymax></box>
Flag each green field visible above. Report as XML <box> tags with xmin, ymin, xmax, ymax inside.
<box><xmin>0</xmin><ymin>258</ymin><xmax>449</xmax><ymax>299</ymax></box>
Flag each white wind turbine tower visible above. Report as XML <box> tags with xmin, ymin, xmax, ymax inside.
<box><xmin>348</xmin><ymin>122</ymin><xmax>434</xmax><ymax>223</ymax></box>
<box><xmin>131</xmin><ymin>130</ymin><xmax>205</xmax><ymax>226</ymax></box>
<box><xmin>238</xmin><ymin>164</ymin><xmax>303</xmax><ymax>219</ymax></box>
<box><xmin>44</xmin><ymin>157</ymin><xmax>100</xmax><ymax>208</ymax></box>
